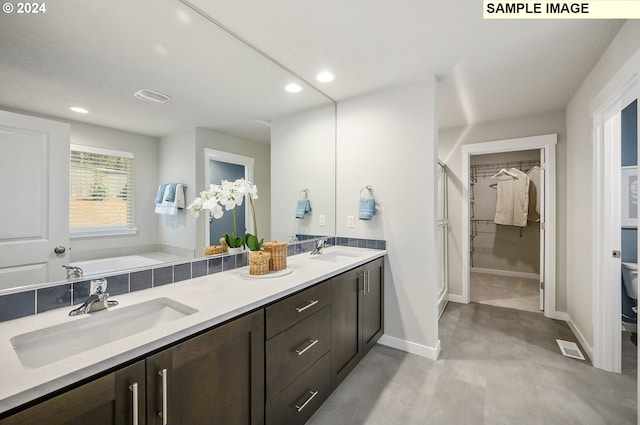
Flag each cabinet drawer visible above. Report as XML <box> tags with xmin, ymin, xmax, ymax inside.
<box><xmin>266</xmin><ymin>305</ymin><xmax>331</xmax><ymax>401</ymax></box>
<box><xmin>266</xmin><ymin>352</ymin><xmax>331</xmax><ymax>425</ymax></box>
<box><xmin>266</xmin><ymin>279</ymin><xmax>331</xmax><ymax>339</ymax></box>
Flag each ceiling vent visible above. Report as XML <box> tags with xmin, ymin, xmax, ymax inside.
<box><xmin>133</xmin><ymin>89</ymin><xmax>171</xmax><ymax>104</ymax></box>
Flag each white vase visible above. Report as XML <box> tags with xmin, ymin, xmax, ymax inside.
<box><xmin>228</xmin><ymin>247</ymin><xmax>244</xmax><ymax>255</ymax></box>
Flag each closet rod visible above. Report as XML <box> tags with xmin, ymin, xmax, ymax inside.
<box><xmin>470</xmin><ymin>159</ymin><xmax>540</xmax><ymax>171</ymax></box>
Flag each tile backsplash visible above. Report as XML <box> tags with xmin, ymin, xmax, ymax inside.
<box><xmin>0</xmin><ymin>237</ymin><xmax>386</xmax><ymax>322</ymax></box>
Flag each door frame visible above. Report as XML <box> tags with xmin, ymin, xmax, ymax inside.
<box><xmin>438</xmin><ymin>160</ymin><xmax>449</xmax><ymax>318</ymax></box>
<box><xmin>590</xmin><ymin>48</ymin><xmax>640</xmax><ymax>373</ymax></box>
<box><xmin>460</xmin><ymin>134</ymin><xmax>558</xmax><ymax>318</ymax></box>
<box><xmin>203</xmin><ymin>148</ymin><xmax>254</xmax><ymax>247</ymax></box>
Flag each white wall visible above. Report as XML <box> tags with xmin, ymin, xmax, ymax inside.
<box><xmin>565</xmin><ymin>21</ymin><xmax>640</xmax><ymax>347</ymax></box>
<box><xmin>195</xmin><ymin>128</ymin><xmax>271</xmax><ymax>254</ymax></box>
<box><xmin>69</xmin><ymin>121</ymin><xmax>160</xmax><ymax>260</ymax></box>
<box><xmin>336</xmin><ymin>79</ymin><xmax>440</xmax><ymax>358</ymax></box>
<box><xmin>158</xmin><ymin>129</ymin><xmax>197</xmax><ymax>257</ymax></box>
<box><xmin>271</xmin><ymin>104</ymin><xmax>336</xmax><ymax>240</ymax></box>
<box><xmin>438</xmin><ymin>110</ymin><xmax>566</xmax><ymax>307</ymax></box>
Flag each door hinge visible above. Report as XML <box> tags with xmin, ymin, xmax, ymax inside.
<box><xmin>540</xmin><ymin>280</ymin><xmax>545</xmax><ymax>290</ymax></box>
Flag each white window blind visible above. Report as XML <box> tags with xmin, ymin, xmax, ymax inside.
<box><xmin>70</xmin><ymin>145</ymin><xmax>135</xmax><ymax>236</ymax></box>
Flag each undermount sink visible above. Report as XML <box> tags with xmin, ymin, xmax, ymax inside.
<box><xmin>311</xmin><ymin>250</ymin><xmax>362</xmax><ymax>262</ymax></box>
<box><xmin>11</xmin><ymin>298</ymin><xmax>197</xmax><ymax>368</ymax></box>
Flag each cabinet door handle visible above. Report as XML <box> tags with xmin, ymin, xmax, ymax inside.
<box><xmin>294</xmin><ymin>390</ymin><xmax>319</xmax><ymax>412</ymax></box>
<box><xmin>367</xmin><ymin>270</ymin><xmax>371</xmax><ymax>294</ymax></box>
<box><xmin>295</xmin><ymin>299</ymin><xmax>319</xmax><ymax>313</ymax></box>
<box><xmin>295</xmin><ymin>339</ymin><xmax>319</xmax><ymax>356</ymax></box>
<box><xmin>158</xmin><ymin>369</ymin><xmax>168</xmax><ymax>425</ymax></box>
<box><xmin>129</xmin><ymin>382</ymin><xmax>139</xmax><ymax>425</ymax></box>
<box><xmin>360</xmin><ymin>272</ymin><xmax>366</xmax><ymax>294</ymax></box>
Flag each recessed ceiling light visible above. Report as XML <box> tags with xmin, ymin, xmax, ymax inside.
<box><xmin>70</xmin><ymin>107</ymin><xmax>89</xmax><ymax>114</ymax></box>
<box><xmin>284</xmin><ymin>83</ymin><xmax>302</xmax><ymax>93</ymax></box>
<box><xmin>315</xmin><ymin>71</ymin><xmax>335</xmax><ymax>83</ymax></box>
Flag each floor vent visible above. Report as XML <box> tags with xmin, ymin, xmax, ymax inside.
<box><xmin>556</xmin><ymin>339</ymin><xmax>585</xmax><ymax>360</ymax></box>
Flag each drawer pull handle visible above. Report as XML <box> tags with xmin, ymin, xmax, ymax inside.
<box><xmin>295</xmin><ymin>339</ymin><xmax>319</xmax><ymax>356</ymax></box>
<box><xmin>294</xmin><ymin>390</ymin><xmax>319</xmax><ymax>412</ymax></box>
<box><xmin>158</xmin><ymin>369</ymin><xmax>168</xmax><ymax>425</ymax></box>
<box><xmin>129</xmin><ymin>382</ymin><xmax>139</xmax><ymax>425</ymax></box>
<box><xmin>295</xmin><ymin>299</ymin><xmax>319</xmax><ymax>313</ymax></box>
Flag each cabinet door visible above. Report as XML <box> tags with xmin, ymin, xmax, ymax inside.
<box><xmin>0</xmin><ymin>360</ymin><xmax>146</xmax><ymax>425</ymax></box>
<box><xmin>363</xmin><ymin>257</ymin><xmax>384</xmax><ymax>355</ymax></box>
<box><xmin>330</xmin><ymin>267</ymin><xmax>363</xmax><ymax>389</ymax></box>
<box><xmin>146</xmin><ymin>310</ymin><xmax>264</xmax><ymax>425</ymax></box>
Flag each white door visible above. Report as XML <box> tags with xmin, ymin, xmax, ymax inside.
<box><xmin>438</xmin><ymin>162</ymin><xmax>449</xmax><ymax>317</ymax></box>
<box><xmin>0</xmin><ymin>110</ymin><xmax>70</xmax><ymax>290</ymax></box>
<box><xmin>539</xmin><ymin>148</ymin><xmax>546</xmax><ymax>310</ymax></box>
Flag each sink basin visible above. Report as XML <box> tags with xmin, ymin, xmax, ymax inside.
<box><xmin>310</xmin><ymin>250</ymin><xmax>361</xmax><ymax>262</ymax></box>
<box><xmin>11</xmin><ymin>297</ymin><xmax>197</xmax><ymax>368</ymax></box>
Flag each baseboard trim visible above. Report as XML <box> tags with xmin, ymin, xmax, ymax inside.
<box><xmin>471</xmin><ymin>267</ymin><xmax>540</xmax><ymax>280</ymax></box>
<box><xmin>555</xmin><ymin>311</ymin><xmax>593</xmax><ymax>362</ymax></box>
<box><xmin>447</xmin><ymin>294</ymin><xmax>467</xmax><ymax>304</ymax></box>
<box><xmin>377</xmin><ymin>335</ymin><xmax>441</xmax><ymax>360</ymax></box>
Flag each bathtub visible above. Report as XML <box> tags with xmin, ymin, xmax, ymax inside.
<box><xmin>71</xmin><ymin>255</ymin><xmax>164</xmax><ymax>277</ymax></box>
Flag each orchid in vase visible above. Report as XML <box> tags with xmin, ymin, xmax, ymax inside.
<box><xmin>187</xmin><ymin>178</ymin><xmax>262</xmax><ymax>251</ymax></box>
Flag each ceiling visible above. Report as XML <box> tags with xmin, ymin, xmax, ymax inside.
<box><xmin>0</xmin><ymin>0</ymin><xmax>625</xmax><ymax>140</ymax></box>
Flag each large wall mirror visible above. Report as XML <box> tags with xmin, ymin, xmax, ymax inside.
<box><xmin>0</xmin><ymin>0</ymin><xmax>336</xmax><ymax>292</ymax></box>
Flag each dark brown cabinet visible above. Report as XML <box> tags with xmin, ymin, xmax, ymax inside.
<box><xmin>0</xmin><ymin>360</ymin><xmax>146</xmax><ymax>425</ymax></box>
<box><xmin>265</xmin><ymin>279</ymin><xmax>332</xmax><ymax>425</ymax></box>
<box><xmin>331</xmin><ymin>257</ymin><xmax>384</xmax><ymax>388</ymax></box>
<box><xmin>146</xmin><ymin>310</ymin><xmax>264</xmax><ymax>425</ymax></box>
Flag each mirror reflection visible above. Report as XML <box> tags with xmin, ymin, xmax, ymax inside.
<box><xmin>0</xmin><ymin>0</ymin><xmax>336</xmax><ymax>292</ymax></box>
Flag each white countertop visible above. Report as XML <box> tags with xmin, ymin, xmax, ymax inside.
<box><xmin>0</xmin><ymin>246</ymin><xmax>385</xmax><ymax>415</ymax></box>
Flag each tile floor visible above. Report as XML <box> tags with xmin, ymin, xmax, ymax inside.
<box><xmin>307</xmin><ymin>302</ymin><xmax>637</xmax><ymax>425</ymax></box>
<box><xmin>470</xmin><ymin>272</ymin><xmax>541</xmax><ymax>314</ymax></box>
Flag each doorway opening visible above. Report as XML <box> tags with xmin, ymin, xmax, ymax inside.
<box><xmin>469</xmin><ymin>150</ymin><xmax>543</xmax><ymax>314</ymax></box>
<box><xmin>461</xmin><ymin>134</ymin><xmax>557</xmax><ymax>319</ymax></box>
<box><xmin>204</xmin><ymin>149</ymin><xmax>255</xmax><ymax>247</ymax></box>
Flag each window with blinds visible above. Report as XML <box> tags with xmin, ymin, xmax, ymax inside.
<box><xmin>70</xmin><ymin>145</ymin><xmax>135</xmax><ymax>236</ymax></box>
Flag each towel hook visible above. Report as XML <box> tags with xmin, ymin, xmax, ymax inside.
<box><xmin>360</xmin><ymin>185</ymin><xmax>373</xmax><ymax>197</ymax></box>
<box><xmin>299</xmin><ymin>188</ymin><xmax>309</xmax><ymax>199</ymax></box>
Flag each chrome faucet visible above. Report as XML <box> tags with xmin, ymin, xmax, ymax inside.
<box><xmin>311</xmin><ymin>238</ymin><xmax>327</xmax><ymax>255</ymax></box>
<box><xmin>62</xmin><ymin>265</ymin><xmax>84</xmax><ymax>279</ymax></box>
<box><xmin>69</xmin><ymin>278</ymin><xmax>118</xmax><ymax>316</ymax></box>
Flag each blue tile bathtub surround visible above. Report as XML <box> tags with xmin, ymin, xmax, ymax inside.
<box><xmin>192</xmin><ymin>260</ymin><xmax>207</xmax><ymax>278</ymax></box>
<box><xmin>208</xmin><ymin>257</ymin><xmax>222</xmax><ymax>274</ymax></box>
<box><xmin>107</xmin><ymin>274</ymin><xmax>130</xmax><ymax>296</ymax></box>
<box><xmin>153</xmin><ymin>267</ymin><xmax>173</xmax><ymax>287</ymax></box>
<box><xmin>174</xmin><ymin>263</ymin><xmax>192</xmax><ymax>282</ymax></box>
<box><xmin>37</xmin><ymin>284</ymin><xmax>71</xmax><ymax>313</ymax></box>
<box><xmin>0</xmin><ymin>237</ymin><xmax>385</xmax><ymax>322</ymax></box>
<box><xmin>130</xmin><ymin>270</ymin><xmax>152</xmax><ymax>292</ymax></box>
<box><xmin>0</xmin><ymin>290</ymin><xmax>35</xmax><ymax>321</ymax></box>
<box><xmin>72</xmin><ymin>281</ymin><xmax>91</xmax><ymax>304</ymax></box>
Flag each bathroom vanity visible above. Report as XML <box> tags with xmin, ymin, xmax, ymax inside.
<box><xmin>0</xmin><ymin>247</ymin><xmax>385</xmax><ymax>425</ymax></box>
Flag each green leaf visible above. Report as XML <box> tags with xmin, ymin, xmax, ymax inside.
<box><xmin>225</xmin><ymin>234</ymin><xmax>244</xmax><ymax>248</ymax></box>
<box><xmin>244</xmin><ymin>233</ymin><xmax>263</xmax><ymax>251</ymax></box>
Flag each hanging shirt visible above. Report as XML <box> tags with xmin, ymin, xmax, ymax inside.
<box><xmin>527</xmin><ymin>166</ymin><xmax>542</xmax><ymax>222</ymax></box>
<box><xmin>494</xmin><ymin>168</ymin><xmax>530</xmax><ymax>227</ymax></box>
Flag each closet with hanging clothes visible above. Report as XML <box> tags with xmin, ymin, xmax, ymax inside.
<box><xmin>469</xmin><ymin>150</ymin><xmax>542</xmax><ymax>313</ymax></box>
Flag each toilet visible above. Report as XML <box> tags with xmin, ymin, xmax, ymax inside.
<box><xmin>621</xmin><ymin>262</ymin><xmax>638</xmax><ymax>339</ymax></box>
<box><xmin>622</xmin><ymin>262</ymin><xmax>638</xmax><ymax>300</ymax></box>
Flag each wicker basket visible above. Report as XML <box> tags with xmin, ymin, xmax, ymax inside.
<box><xmin>263</xmin><ymin>241</ymin><xmax>288</xmax><ymax>271</ymax></box>
<box><xmin>249</xmin><ymin>251</ymin><xmax>271</xmax><ymax>275</ymax></box>
<box><xmin>219</xmin><ymin>237</ymin><xmax>229</xmax><ymax>253</ymax></box>
<box><xmin>203</xmin><ymin>245</ymin><xmax>225</xmax><ymax>256</ymax></box>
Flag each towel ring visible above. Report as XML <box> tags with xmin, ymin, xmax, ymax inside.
<box><xmin>299</xmin><ymin>188</ymin><xmax>309</xmax><ymax>199</ymax></box>
<box><xmin>360</xmin><ymin>185</ymin><xmax>373</xmax><ymax>197</ymax></box>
